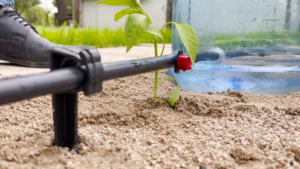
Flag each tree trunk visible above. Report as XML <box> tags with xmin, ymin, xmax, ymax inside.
<box><xmin>285</xmin><ymin>0</ymin><xmax>292</xmax><ymax>30</ymax></box>
<box><xmin>166</xmin><ymin>0</ymin><xmax>173</xmax><ymax>29</ymax></box>
<box><xmin>73</xmin><ymin>0</ymin><xmax>82</xmax><ymax>26</ymax></box>
<box><xmin>56</xmin><ymin>0</ymin><xmax>68</xmax><ymax>25</ymax></box>
<box><xmin>298</xmin><ymin>0</ymin><xmax>300</xmax><ymax>31</ymax></box>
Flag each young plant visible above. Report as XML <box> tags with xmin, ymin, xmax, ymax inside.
<box><xmin>97</xmin><ymin>0</ymin><xmax>198</xmax><ymax>106</ymax></box>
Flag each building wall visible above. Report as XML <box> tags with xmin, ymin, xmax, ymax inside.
<box><xmin>82</xmin><ymin>0</ymin><xmax>168</xmax><ymax>29</ymax></box>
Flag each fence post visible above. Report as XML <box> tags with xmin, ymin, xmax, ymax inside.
<box><xmin>56</xmin><ymin>0</ymin><xmax>69</xmax><ymax>25</ymax></box>
<box><xmin>73</xmin><ymin>0</ymin><xmax>82</xmax><ymax>25</ymax></box>
<box><xmin>166</xmin><ymin>0</ymin><xmax>173</xmax><ymax>29</ymax></box>
<box><xmin>285</xmin><ymin>0</ymin><xmax>292</xmax><ymax>30</ymax></box>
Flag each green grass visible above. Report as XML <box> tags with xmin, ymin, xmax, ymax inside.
<box><xmin>35</xmin><ymin>25</ymin><xmax>172</xmax><ymax>48</ymax></box>
<box><xmin>36</xmin><ymin>25</ymin><xmax>300</xmax><ymax>50</ymax></box>
<box><xmin>197</xmin><ymin>30</ymin><xmax>300</xmax><ymax>50</ymax></box>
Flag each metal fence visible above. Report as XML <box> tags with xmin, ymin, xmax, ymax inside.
<box><xmin>79</xmin><ymin>0</ymin><xmax>173</xmax><ymax>29</ymax></box>
<box><xmin>171</xmin><ymin>0</ymin><xmax>300</xmax><ymax>35</ymax></box>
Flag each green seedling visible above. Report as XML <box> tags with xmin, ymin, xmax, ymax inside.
<box><xmin>97</xmin><ymin>0</ymin><xmax>198</xmax><ymax>107</ymax></box>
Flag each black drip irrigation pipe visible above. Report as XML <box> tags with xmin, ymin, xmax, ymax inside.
<box><xmin>1</xmin><ymin>47</ymin><xmax>300</xmax><ymax>106</ymax></box>
<box><xmin>0</xmin><ymin>53</ymin><xmax>177</xmax><ymax>106</ymax></box>
<box><xmin>195</xmin><ymin>47</ymin><xmax>300</xmax><ymax>63</ymax></box>
<box><xmin>0</xmin><ymin>67</ymin><xmax>86</xmax><ymax>106</ymax></box>
<box><xmin>2</xmin><ymin>48</ymin><xmax>300</xmax><ymax>106</ymax></box>
<box><xmin>224</xmin><ymin>48</ymin><xmax>300</xmax><ymax>57</ymax></box>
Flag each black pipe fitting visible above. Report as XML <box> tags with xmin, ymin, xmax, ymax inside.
<box><xmin>0</xmin><ymin>48</ymin><xmax>184</xmax><ymax>149</ymax></box>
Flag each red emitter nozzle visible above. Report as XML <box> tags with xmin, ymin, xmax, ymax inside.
<box><xmin>177</xmin><ymin>55</ymin><xmax>192</xmax><ymax>71</ymax></box>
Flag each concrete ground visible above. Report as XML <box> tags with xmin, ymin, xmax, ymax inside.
<box><xmin>0</xmin><ymin>44</ymin><xmax>172</xmax><ymax>77</ymax></box>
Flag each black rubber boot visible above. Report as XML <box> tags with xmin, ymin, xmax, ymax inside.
<box><xmin>0</xmin><ymin>6</ymin><xmax>96</xmax><ymax>68</ymax></box>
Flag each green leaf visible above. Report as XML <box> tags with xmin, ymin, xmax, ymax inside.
<box><xmin>146</xmin><ymin>24</ymin><xmax>163</xmax><ymax>39</ymax></box>
<box><xmin>96</xmin><ymin>0</ymin><xmax>142</xmax><ymax>8</ymax></box>
<box><xmin>167</xmin><ymin>85</ymin><xmax>180</xmax><ymax>107</ymax></box>
<box><xmin>96</xmin><ymin>0</ymin><xmax>134</xmax><ymax>6</ymax></box>
<box><xmin>115</xmin><ymin>8</ymin><xmax>139</xmax><ymax>21</ymax></box>
<box><xmin>97</xmin><ymin>0</ymin><xmax>148</xmax><ymax>19</ymax></box>
<box><xmin>173</xmin><ymin>23</ymin><xmax>198</xmax><ymax>65</ymax></box>
<box><xmin>154</xmin><ymin>78</ymin><xmax>180</xmax><ymax>107</ymax></box>
<box><xmin>125</xmin><ymin>14</ymin><xmax>150</xmax><ymax>52</ymax></box>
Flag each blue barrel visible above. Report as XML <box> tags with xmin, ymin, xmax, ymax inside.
<box><xmin>169</xmin><ymin>0</ymin><xmax>300</xmax><ymax>95</ymax></box>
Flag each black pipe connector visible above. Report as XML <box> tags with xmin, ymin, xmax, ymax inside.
<box><xmin>79</xmin><ymin>49</ymin><xmax>104</xmax><ymax>96</ymax></box>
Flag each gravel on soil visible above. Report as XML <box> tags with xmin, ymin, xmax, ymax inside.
<box><xmin>0</xmin><ymin>70</ymin><xmax>300</xmax><ymax>169</ymax></box>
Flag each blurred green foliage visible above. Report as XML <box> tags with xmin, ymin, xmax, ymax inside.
<box><xmin>196</xmin><ymin>30</ymin><xmax>300</xmax><ymax>50</ymax></box>
<box><xmin>14</xmin><ymin>0</ymin><xmax>40</xmax><ymax>13</ymax></box>
<box><xmin>35</xmin><ymin>24</ymin><xmax>173</xmax><ymax>47</ymax></box>
<box><xmin>15</xmin><ymin>0</ymin><xmax>53</xmax><ymax>25</ymax></box>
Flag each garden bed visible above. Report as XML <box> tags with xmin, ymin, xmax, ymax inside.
<box><xmin>0</xmin><ymin>69</ymin><xmax>300</xmax><ymax>168</ymax></box>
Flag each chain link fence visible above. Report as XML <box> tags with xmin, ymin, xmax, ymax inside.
<box><xmin>185</xmin><ymin>0</ymin><xmax>300</xmax><ymax>35</ymax></box>
<box><xmin>171</xmin><ymin>0</ymin><xmax>300</xmax><ymax>51</ymax></box>
<box><xmin>80</xmin><ymin>0</ymin><xmax>173</xmax><ymax>29</ymax></box>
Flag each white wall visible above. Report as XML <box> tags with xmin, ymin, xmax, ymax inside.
<box><xmin>82</xmin><ymin>0</ymin><xmax>168</xmax><ymax>29</ymax></box>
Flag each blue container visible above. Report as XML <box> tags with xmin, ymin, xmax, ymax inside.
<box><xmin>169</xmin><ymin>0</ymin><xmax>300</xmax><ymax>95</ymax></box>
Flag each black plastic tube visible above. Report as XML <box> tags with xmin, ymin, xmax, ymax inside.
<box><xmin>195</xmin><ymin>51</ymin><xmax>220</xmax><ymax>62</ymax></box>
<box><xmin>102</xmin><ymin>53</ymin><xmax>176</xmax><ymax>81</ymax></box>
<box><xmin>195</xmin><ymin>47</ymin><xmax>300</xmax><ymax>63</ymax></box>
<box><xmin>2</xmin><ymin>47</ymin><xmax>299</xmax><ymax>106</ymax></box>
<box><xmin>224</xmin><ymin>48</ymin><xmax>300</xmax><ymax>58</ymax></box>
<box><xmin>0</xmin><ymin>53</ymin><xmax>178</xmax><ymax>106</ymax></box>
<box><xmin>0</xmin><ymin>67</ymin><xmax>86</xmax><ymax>106</ymax></box>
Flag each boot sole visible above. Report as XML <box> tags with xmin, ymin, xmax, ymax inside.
<box><xmin>0</xmin><ymin>54</ymin><xmax>49</xmax><ymax>68</ymax></box>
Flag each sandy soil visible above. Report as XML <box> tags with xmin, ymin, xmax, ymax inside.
<box><xmin>0</xmin><ymin>45</ymin><xmax>300</xmax><ymax>169</ymax></box>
